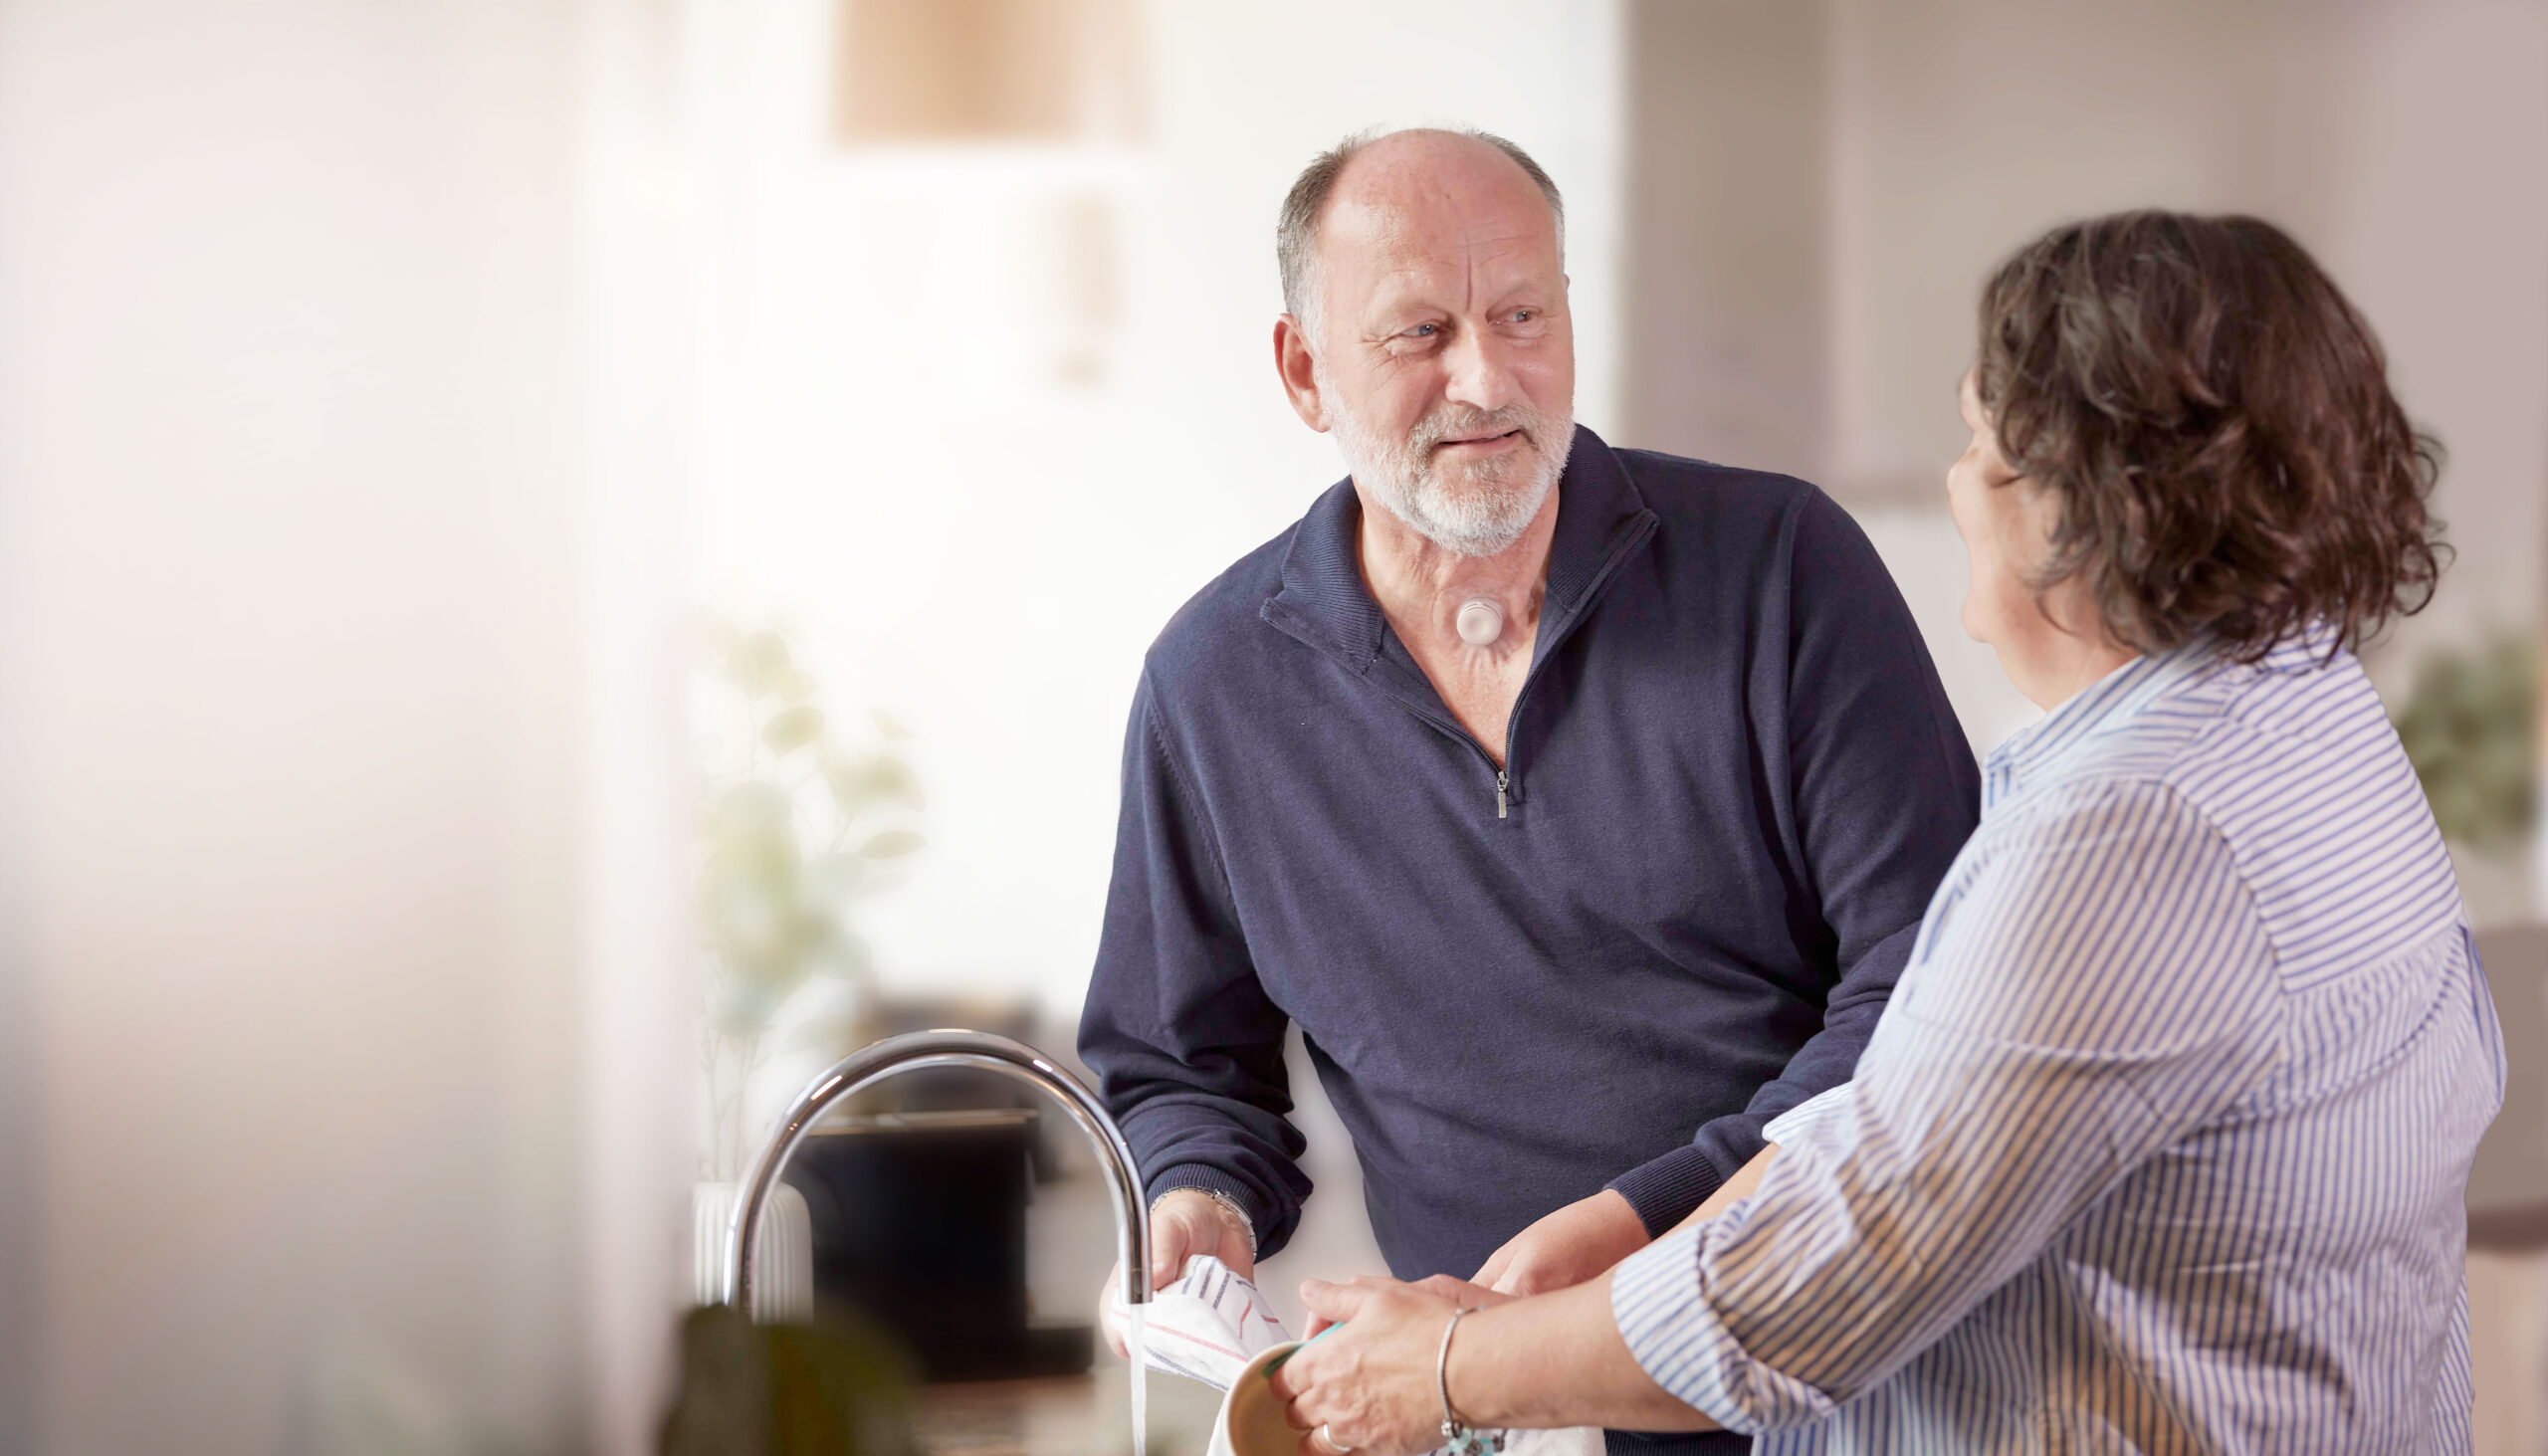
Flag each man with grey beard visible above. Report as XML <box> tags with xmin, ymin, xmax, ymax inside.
<box><xmin>1079</xmin><ymin>126</ymin><xmax>1979</xmax><ymax>1455</ymax></box>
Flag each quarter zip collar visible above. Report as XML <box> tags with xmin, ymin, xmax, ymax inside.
<box><xmin>1258</xmin><ymin>424</ymin><xmax>1657</xmax><ymax>675</ymax></box>
<box><xmin>1257</xmin><ymin>426</ymin><xmax>1659</xmax><ymax>818</ymax></box>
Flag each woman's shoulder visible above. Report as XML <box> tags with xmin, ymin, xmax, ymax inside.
<box><xmin>1986</xmin><ymin>648</ymin><xmax>2458</xmax><ymax>985</ymax></box>
<box><xmin>2010</xmin><ymin>642</ymin><xmax>2398</xmax><ymax>842</ymax></box>
<box><xmin>1978</xmin><ymin>769</ymin><xmax>2234</xmax><ymax>879</ymax></box>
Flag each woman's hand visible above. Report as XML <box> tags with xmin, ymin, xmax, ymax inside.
<box><xmin>1301</xmin><ymin>1272</ymin><xmax>1505</xmax><ymax>1339</ymax></box>
<box><xmin>1269</xmin><ymin>1275</ymin><xmax>1513</xmax><ymax>1454</ymax></box>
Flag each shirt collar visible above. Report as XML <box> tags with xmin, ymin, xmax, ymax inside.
<box><xmin>1262</xmin><ymin>424</ymin><xmax>1653</xmax><ymax>672</ymax></box>
<box><xmin>1982</xmin><ymin>639</ymin><xmax>2208</xmax><ymax>809</ymax></box>
<box><xmin>1980</xmin><ymin>623</ymin><xmax>2345</xmax><ymax>809</ymax></box>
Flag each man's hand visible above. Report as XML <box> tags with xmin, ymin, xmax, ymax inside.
<box><xmin>1098</xmin><ymin>1188</ymin><xmax>1257</xmax><ymax>1356</ymax></box>
<box><xmin>1471</xmin><ymin>1187</ymin><xmax>1650</xmax><ymax>1297</ymax></box>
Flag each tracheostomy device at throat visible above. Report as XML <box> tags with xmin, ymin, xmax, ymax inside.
<box><xmin>1455</xmin><ymin>596</ymin><xmax>1505</xmax><ymax>647</ymax></box>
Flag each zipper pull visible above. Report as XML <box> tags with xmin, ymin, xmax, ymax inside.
<box><xmin>1495</xmin><ymin>769</ymin><xmax>1509</xmax><ymax>820</ymax></box>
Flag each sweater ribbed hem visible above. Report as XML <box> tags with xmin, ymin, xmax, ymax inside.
<box><xmin>1607</xmin><ymin>1144</ymin><xmax>1728</xmax><ymax>1237</ymax></box>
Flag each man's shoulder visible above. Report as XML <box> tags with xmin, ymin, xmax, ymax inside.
<box><xmin>1607</xmin><ymin>445</ymin><xmax>1836</xmax><ymax>536</ymax></box>
<box><xmin>1598</xmin><ymin>440</ymin><xmax>1926</xmax><ymax>644</ymax></box>
<box><xmin>1141</xmin><ymin>515</ymin><xmax>1301</xmax><ymax>688</ymax></box>
<box><xmin>1605</xmin><ymin>445</ymin><xmax>1880</xmax><ymax>589</ymax></box>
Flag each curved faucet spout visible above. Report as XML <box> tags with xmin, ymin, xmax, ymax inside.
<box><xmin>725</xmin><ymin>1029</ymin><xmax>1154</xmax><ymax>1322</ymax></box>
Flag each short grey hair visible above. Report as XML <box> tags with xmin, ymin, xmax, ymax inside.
<box><xmin>1276</xmin><ymin>125</ymin><xmax>1566</xmax><ymax>335</ymax></box>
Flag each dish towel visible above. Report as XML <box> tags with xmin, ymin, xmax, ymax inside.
<box><xmin>1102</xmin><ymin>1254</ymin><xmax>1293</xmax><ymax>1388</ymax></box>
<box><xmin>1105</xmin><ymin>1256</ymin><xmax>1604</xmax><ymax>1456</ymax></box>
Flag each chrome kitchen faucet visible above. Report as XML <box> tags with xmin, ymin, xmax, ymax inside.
<box><xmin>724</xmin><ymin>1028</ymin><xmax>1153</xmax><ymax>1323</ymax></box>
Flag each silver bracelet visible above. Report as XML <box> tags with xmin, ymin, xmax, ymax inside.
<box><xmin>1159</xmin><ymin>1186</ymin><xmax>1257</xmax><ymax>1260</ymax></box>
<box><xmin>1436</xmin><ymin>1307</ymin><xmax>1504</xmax><ymax>1455</ymax></box>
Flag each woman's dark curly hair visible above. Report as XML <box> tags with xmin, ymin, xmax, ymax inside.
<box><xmin>1974</xmin><ymin>210</ymin><xmax>2446</xmax><ymax>662</ymax></box>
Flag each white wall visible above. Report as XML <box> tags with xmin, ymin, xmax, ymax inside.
<box><xmin>0</xmin><ymin>2</ymin><xmax>698</xmax><ymax>1451</ymax></box>
<box><xmin>1814</xmin><ymin>0</ymin><xmax>2245</xmax><ymax>753</ymax></box>
<box><xmin>1826</xmin><ymin>0</ymin><xmax>2547</xmax><ymax>647</ymax></box>
<box><xmin>1812</xmin><ymin>0</ymin><xmax>2548</xmax><ymax>903</ymax></box>
<box><xmin>1822</xmin><ymin>0</ymin><xmax>2278</xmax><ymax>501</ymax></box>
<box><xmin>2309</xmin><ymin>2</ymin><xmax>2548</xmax><ymax>673</ymax></box>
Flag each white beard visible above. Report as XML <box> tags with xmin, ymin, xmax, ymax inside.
<box><xmin>1330</xmin><ymin>393</ymin><xmax>1574</xmax><ymax>557</ymax></box>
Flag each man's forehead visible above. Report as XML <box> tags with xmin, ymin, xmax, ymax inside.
<box><xmin>1341</xmin><ymin>242</ymin><xmax>1553</xmax><ymax>323</ymax></box>
<box><xmin>1318</xmin><ymin>136</ymin><xmax>1559</xmax><ymax>290</ymax></box>
<box><xmin>1329</xmin><ymin>204</ymin><xmax>1548</xmax><ymax>270</ymax></box>
<box><xmin>1328</xmin><ymin>135</ymin><xmax>1551</xmax><ymax>240</ymax></box>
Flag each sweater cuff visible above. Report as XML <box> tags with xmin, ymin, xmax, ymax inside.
<box><xmin>1147</xmin><ymin>1161</ymin><xmax>1268</xmax><ymax>1248</ymax></box>
<box><xmin>1606</xmin><ymin>1144</ymin><xmax>1729</xmax><ymax>1236</ymax></box>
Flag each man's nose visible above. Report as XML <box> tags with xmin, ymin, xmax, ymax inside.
<box><xmin>1440</xmin><ymin>325</ymin><xmax>1521</xmax><ymax>415</ymax></box>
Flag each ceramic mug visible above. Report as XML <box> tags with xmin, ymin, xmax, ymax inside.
<box><xmin>1208</xmin><ymin>1340</ymin><xmax>1310</xmax><ymax>1456</ymax></box>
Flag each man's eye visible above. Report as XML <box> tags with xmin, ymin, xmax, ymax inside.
<box><xmin>1509</xmin><ymin>310</ymin><xmax>1534</xmax><ymax>323</ymax></box>
<box><xmin>1404</xmin><ymin>323</ymin><xmax>1439</xmax><ymax>338</ymax></box>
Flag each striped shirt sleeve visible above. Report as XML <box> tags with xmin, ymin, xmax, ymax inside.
<box><xmin>1611</xmin><ymin>776</ymin><xmax>2284</xmax><ymax>1432</ymax></box>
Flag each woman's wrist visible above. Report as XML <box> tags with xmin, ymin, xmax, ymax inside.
<box><xmin>1445</xmin><ymin>1299</ymin><xmax>1525</xmax><ymax>1428</ymax></box>
<box><xmin>1446</xmin><ymin>1273</ymin><xmax>1706</xmax><ymax>1434</ymax></box>
<box><xmin>1437</xmin><ymin>1306</ymin><xmax>1479</xmax><ymax>1441</ymax></box>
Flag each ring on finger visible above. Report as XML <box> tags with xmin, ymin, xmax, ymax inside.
<box><xmin>1321</xmin><ymin>1422</ymin><xmax>1354</xmax><ymax>1453</ymax></box>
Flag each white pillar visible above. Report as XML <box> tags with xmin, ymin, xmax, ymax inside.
<box><xmin>0</xmin><ymin>1</ymin><xmax>701</xmax><ymax>1450</ymax></box>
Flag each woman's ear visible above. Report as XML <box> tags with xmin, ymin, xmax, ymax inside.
<box><xmin>1273</xmin><ymin>314</ymin><xmax>1329</xmax><ymax>432</ymax></box>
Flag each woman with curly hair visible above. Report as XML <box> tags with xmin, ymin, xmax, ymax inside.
<box><xmin>1268</xmin><ymin>211</ymin><xmax>2502</xmax><ymax>1453</ymax></box>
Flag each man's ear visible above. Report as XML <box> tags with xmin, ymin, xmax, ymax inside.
<box><xmin>1273</xmin><ymin>314</ymin><xmax>1329</xmax><ymax>433</ymax></box>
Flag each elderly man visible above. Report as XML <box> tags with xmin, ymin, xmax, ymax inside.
<box><xmin>1079</xmin><ymin>127</ymin><xmax>1978</xmax><ymax>1453</ymax></box>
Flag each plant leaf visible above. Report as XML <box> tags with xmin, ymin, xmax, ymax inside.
<box><xmin>769</xmin><ymin>664</ymin><xmax>819</xmax><ymax>703</ymax></box>
<box><xmin>826</xmin><ymin>754</ymin><xmax>923</xmax><ymax>817</ymax></box>
<box><xmin>2396</xmin><ymin>632</ymin><xmax>2537</xmax><ymax>853</ymax></box>
<box><xmin>728</xmin><ymin>629</ymin><xmax>793</xmax><ymax>698</ymax></box>
<box><xmin>809</xmin><ymin>930</ymin><xmax>874</xmax><ymax>982</ymax></box>
<box><xmin>857</xmin><ymin>829</ymin><xmax>926</xmax><ymax>860</ymax></box>
<box><xmin>804</xmin><ymin>850</ymin><xmax>868</xmax><ymax>903</ymax></box>
<box><xmin>761</xmin><ymin>704</ymin><xmax>825</xmax><ymax>755</ymax></box>
<box><xmin>700</xmin><ymin>611</ymin><xmax>742</xmax><ymax>659</ymax></box>
<box><xmin>705</xmin><ymin>782</ymin><xmax>796</xmax><ymax>860</ymax></box>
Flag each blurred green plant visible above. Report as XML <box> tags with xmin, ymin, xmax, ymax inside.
<box><xmin>659</xmin><ymin>1304</ymin><xmax>918</xmax><ymax>1456</ymax></box>
<box><xmin>698</xmin><ymin>614</ymin><xmax>924</xmax><ymax>1174</ymax></box>
<box><xmin>2394</xmin><ymin>632</ymin><xmax>2537</xmax><ymax>857</ymax></box>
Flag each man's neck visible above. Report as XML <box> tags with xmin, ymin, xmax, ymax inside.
<box><xmin>1353</xmin><ymin>483</ymin><xmax>1561</xmax><ymax>658</ymax></box>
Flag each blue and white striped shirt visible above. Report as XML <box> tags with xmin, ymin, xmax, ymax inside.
<box><xmin>1611</xmin><ymin>634</ymin><xmax>2503</xmax><ymax>1452</ymax></box>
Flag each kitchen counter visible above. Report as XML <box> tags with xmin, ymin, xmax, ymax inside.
<box><xmin>916</xmin><ymin>1370</ymin><xmax>1223</xmax><ymax>1455</ymax></box>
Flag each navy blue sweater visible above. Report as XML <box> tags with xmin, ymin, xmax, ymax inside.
<box><xmin>1079</xmin><ymin>425</ymin><xmax>1979</xmax><ymax>1298</ymax></box>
